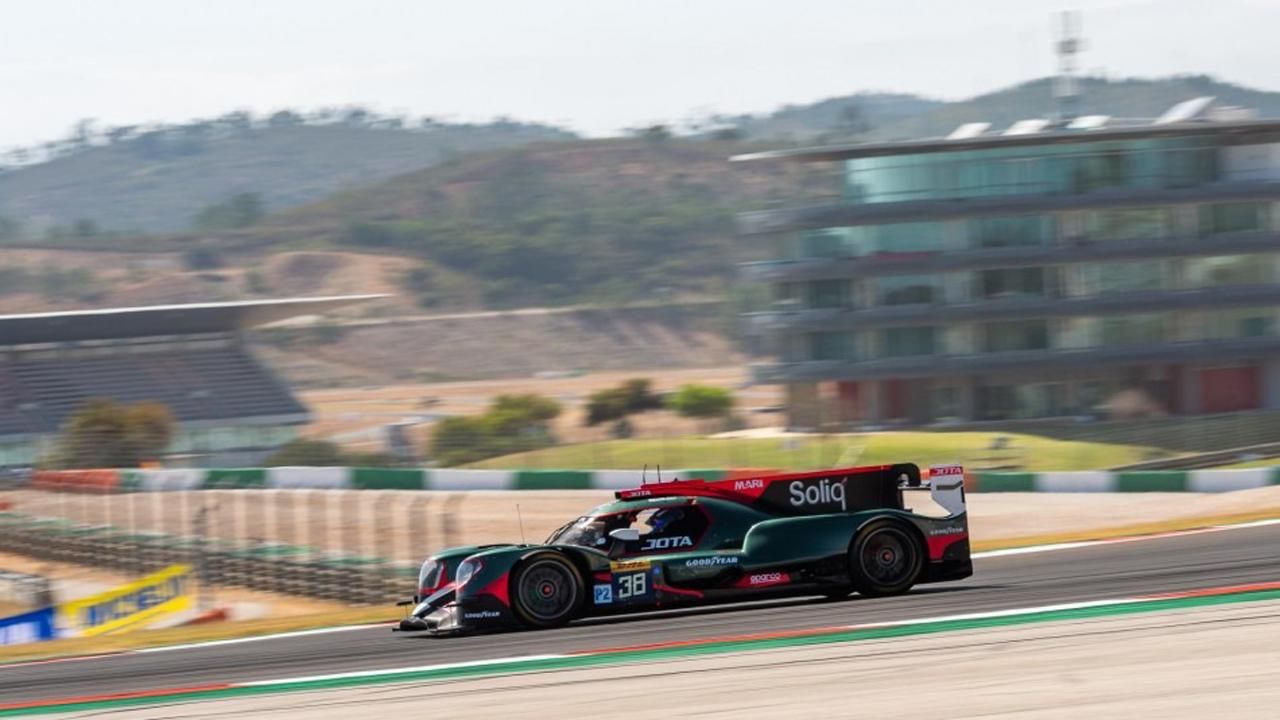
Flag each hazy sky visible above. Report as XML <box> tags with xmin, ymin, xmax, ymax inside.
<box><xmin>3</xmin><ymin>0</ymin><xmax>1278</xmax><ymax>149</ymax></box>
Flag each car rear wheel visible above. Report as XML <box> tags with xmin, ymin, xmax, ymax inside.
<box><xmin>849</xmin><ymin>522</ymin><xmax>921</xmax><ymax>597</ymax></box>
<box><xmin>510</xmin><ymin>554</ymin><xmax>583</xmax><ymax>628</ymax></box>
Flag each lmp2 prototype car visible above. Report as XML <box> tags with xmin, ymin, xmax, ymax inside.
<box><xmin>398</xmin><ymin>463</ymin><xmax>970</xmax><ymax>635</ymax></box>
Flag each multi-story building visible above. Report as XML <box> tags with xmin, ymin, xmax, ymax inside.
<box><xmin>736</xmin><ymin>100</ymin><xmax>1280</xmax><ymax>427</ymax></box>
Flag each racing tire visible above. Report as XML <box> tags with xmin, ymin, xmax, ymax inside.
<box><xmin>848</xmin><ymin>521</ymin><xmax>922</xmax><ymax>597</ymax></box>
<box><xmin>510</xmin><ymin>553</ymin><xmax>585</xmax><ymax>629</ymax></box>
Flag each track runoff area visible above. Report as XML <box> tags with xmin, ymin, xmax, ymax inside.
<box><xmin>0</xmin><ymin>517</ymin><xmax>1277</xmax><ymax>717</ymax></box>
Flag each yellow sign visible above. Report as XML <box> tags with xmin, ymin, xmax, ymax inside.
<box><xmin>609</xmin><ymin>559</ymin><xmax>651</xmax><ymax>572</ymax></box>
<box><xmin>60</xmin><ymin>564</ymin><xmax>192</xmax><ymax>637</ymax></box>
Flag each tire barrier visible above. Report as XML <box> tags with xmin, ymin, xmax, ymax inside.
<box><xmin>29</xmin><ymin>467</ymin><xmax>1280</xmax><ymax>493</ymax></box>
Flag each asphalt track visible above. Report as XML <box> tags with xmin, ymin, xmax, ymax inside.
<box><xmin>3</xmin><ymin>522</ymin><xmax>1278</xmax><ymax>704</ymax></box>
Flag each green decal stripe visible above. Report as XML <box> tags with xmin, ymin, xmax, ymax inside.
<box><xmin>350</xmin><ymin>468</ymin><xmax>426</xmax><ymax>490</ymax></box>
<box><xmin>512</xmin><ymin>470</ymin><xmax>593</xmax><ymax>490</ymax></box>
<box><xmin>1115</xmin><ymin>471</ymin><xmax>1189</xmax><ymax>493</ymax></box>
<box><xmin>971</xmin><ymin>472</ymin><xmax>1035</xmax><ymax>492</ymax></box>
<box><xmin>4</xmin><ymin>588</ymin><xmax>1279</xmax><ymax>716</ymax></box>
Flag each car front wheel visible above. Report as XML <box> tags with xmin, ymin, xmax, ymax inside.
<box><xmin>510</xmin><ymin>554</ymin><xmax>584</xmax><ymax>628</ymax></box>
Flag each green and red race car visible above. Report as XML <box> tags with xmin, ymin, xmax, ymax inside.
<box><xmin>398</xmin><ymin>462</ymin><xmax>970</xmax><ymax>635</ymax></box>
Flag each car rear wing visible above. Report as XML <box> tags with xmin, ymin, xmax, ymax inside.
<box><xmin>899</xmin><ymin>464</ymin><xmax>966</xmax><ymax>518</ymax></box>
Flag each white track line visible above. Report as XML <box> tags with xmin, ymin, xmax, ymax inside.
<box><xmin>237</xmin><ymin>654</ymin><xmax>567</xmax><ymax>686</ymax></box>
<box><xmin>129</xmin><ymin>624</ymin><xmax>386</xmax><ymax>654</ymax></box>
<box><xmin>973</xmin><ymin>517</ymin><xmax>1280</xmax><ymax>559</ymax></box>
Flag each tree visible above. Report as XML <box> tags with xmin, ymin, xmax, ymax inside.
<box><xmin>666</xmin><ymin>384</ymin><xmax>734</xmax><ymax>418</ymax></box>
<box><xmin>182</xmin><ymin>245</ymin><xmax>223</xmax><ymax>270</ymax></box>
<box><xmin>123</xmin><ymin>402</ymin><xmax>176</xmax><ymax>461</ymax></box>
<box><xmin>268</xmin><ymin>110</ymin><xmax>303</xmax><ymax>128</ymax></box>
<box><xmin>192</xmin><ymin>192</ymin><xmax>265</xmax><ymax>230</ymax></box>
<box><xmin>54</xmin><ymin>398</ymin><xmax>175</xmax><ymax>468</ymax></box>
<box><xmin>584</xmin><ymin>378</ymin><xmax>662</xmax><ymax>426</ymax></box>
<box><xmin>72</xmin><ymin>219</ymin><xmax>98</xmax><ymax>238</ymax></box>
<box><xmin>428</xmin><ymin>394</ymin><xmax>561</xmax><ymax>466</ymax></box>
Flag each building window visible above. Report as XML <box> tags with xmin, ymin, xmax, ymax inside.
<box><xmin>877</xmin><ymin>275</ymin><xmax>942</xmax><ymax>306</ymax></box>
<box><xmin>933</xmin><ymin>385</ymin><xmax>961</xmax><ymax>420</ymax></box>
<box><xmin>983</xmin><ymin>320</ymin><xmax>1050</xmax><ymax>352</ymax></box>
<box><xmin>968</xmin><ymin>215</ymin><xmax>1054</xmax><ymax>248</ymax></box>
<box><xmin>882</xmin><ymin>327</ymin><xmax>936</xmax><ymax>357</ymax></box>
<box><xmin>979</xmin><ymin>267</ymin><xmax>1048</xmax><ymax>299</ymax></box>
<box><xmin>1199</xmin><ymin>202</ymin><xmax>1270</xmax><ymax>235</ymax></box>
<box><xmin>1098</xmin><ymin>314</ymin><xmax>1170</xmax><ymax>346</ymax></box>
<box><xmin>1070</xmin><ymin>261</ymin><xmax>1173</xmax><ymax>296</ymax></box>
<box><xmin>1198</xmin><ymin>310</ymin><xmax>1276</xmax><ymax>340</ymax></box>
<box><xmin>795</xmin><ymin>229</ymin><xmax>850</xmax><ymax>258</ymax></box>
<box><xmin>808</xmin><ymin>332</ymin><xmax>854</xmax><ymax>361</ymax></box>
<box><xmin>1084</xmin><ymin>207</ymin><xmax>1171</xmax><ymax>242</ymax></box>
<box><xmin>806</xmin><ymin>280</ymin><xmax>851</xmax><ymax>309</ymax></box>
<box><xmin>1185</xmin><ymin>255</ymin><xmax>1275</xmax><ymax>287</ymax></box>
<box><xmin>847</xmin><ymin>221</ymin><xmax>951</xmax><ymax>255</ymax></box>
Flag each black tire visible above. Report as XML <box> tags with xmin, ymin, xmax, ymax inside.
<box><xmin>509</xmin><ymin>553</ymin><xmax>584</xmax><ymax>628</ymax></box>
<box><xmin>848</xmin><ymin>521</ymin><xmax>922</xmax><ymax>597</ymax></box>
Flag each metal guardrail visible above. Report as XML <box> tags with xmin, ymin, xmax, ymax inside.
<box><xmin>0</xmin><ymin>512</ymin><xmax>418</xmax><ymax>605</ymax></box>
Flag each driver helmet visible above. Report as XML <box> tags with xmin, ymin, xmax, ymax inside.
<box><xmin>646</xmin><ymin>507</ymin><xmax>683</xmax><ymax>534</ymax></box>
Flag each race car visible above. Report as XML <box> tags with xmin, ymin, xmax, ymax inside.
<box><xmin>397</xmin><ymin>462</ymin><xmax>970</xmax><ymax>635</ymax></box>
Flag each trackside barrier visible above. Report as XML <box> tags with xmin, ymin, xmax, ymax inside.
<box><xmin>58</xmin><ymin>564</ymin><xmax>193</xmax><ymax>637</ymax></box>
<box><xmin>29</xmin><ymin>467</ymin><xmax>1280</xmax><ymax>493</ymax></box>
<box><xmin>966</xmin><ymin>468</ymin><xmax>1280</xmax><ymax>492</ymax></box>
<box><xmin>0</xmin><ymin>607</ymin><xmax>57</xmax><ymax>645</ymax></box>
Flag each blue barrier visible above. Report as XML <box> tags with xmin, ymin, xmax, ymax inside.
<box><xmin>0</xmin><ymin>606</ymin><xmax>57</xmax><ymax>645</ymax></box>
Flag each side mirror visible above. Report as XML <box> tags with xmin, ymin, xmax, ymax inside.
<box><xmin>609</xmin><ymin>528</ymin><xmax>640</xmax><ymax>543</ymax></box>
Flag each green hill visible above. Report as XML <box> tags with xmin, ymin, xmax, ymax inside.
<box><xmin>0</xmin><ymin>119</ymin><xmax>574</xmax><ymax>233</ymax></box>
<box><xmin>249</xmin><ymin>138</ymin><xmax>822</xmax><ymax>307</ymax></box>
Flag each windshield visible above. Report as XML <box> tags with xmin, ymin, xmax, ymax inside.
<box><xmin>546</xmin><ymin>511</ymin><xmax>640</xmax><ymax>548</ymax></box>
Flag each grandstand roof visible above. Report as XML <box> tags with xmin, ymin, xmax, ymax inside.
<box><xmin>0</xmin><ymin>295</ymin><xmax>383</xmax><ymax>346</ymax></box>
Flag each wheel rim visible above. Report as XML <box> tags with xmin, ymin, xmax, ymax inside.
<box><xmin>859</xmin><ymin>528</ymin><xmax>915</xmax><ymax>586</ymax></box>
<box><xmin>517</xmin><ymin>560</ymin><xmax>577</xmax><ymax>622</ymax></box>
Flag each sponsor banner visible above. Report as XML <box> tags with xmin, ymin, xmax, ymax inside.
<box><xmin>133</xmin><ymin>468</ymin><xmax>207</xmax><ymax>492</ymax></box>
<box><xmin>31</xmin><ymin>469</ymin><xmax>120</xmax><ymax>493</ymax></box>
<box><xmin>1114</xmin><ymin>471</ymin><xmax>1188</xmax><ymax>493</ymax></box>
<box><xmin>1035</xmin><ymin>471</ymin><xmax>1114</xmax><ymax>493</ymax></box>
<box><xmin>513</xmin><ymin>470</ymin><xmax>592</xmax><ymax>491</ymax></box>
<box><xmin>203</xmin><ymin>468</ymin><xmax>266</xmax><ymax>489</ymax></box>
<box><xmin>430</xmin><ymin>469</ymin><xmax>513</xmax><ymax>490</ymax></box>
<box><xmin>267</xmin><ymin>466</ymin><xmax>351</xmax><ymax>490</ymax></box>
<box><xmin>351</xmin><ymin>467</ymin><xmax>427</xmax><ymax>490</ymax></box>
<box><xmin>1189</xmin><ymin>469</ymin><xmax>1270</xmax><ymax>493</ymax></box>
<box><xmin>59</xmin><ymin>564</ymin><xmax>192</xmax><ymax>637</ymax></box>
<box><xmin>971</xmin><ymin>472</ymin><xmax>1035</xmax><ymax>493</ymax></box>
<box><xmin>0</xmin><ymin>607</ymin><xmax>56</xmax><ymax>645</ymax></box>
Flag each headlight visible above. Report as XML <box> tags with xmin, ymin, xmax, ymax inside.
<box><xmin>418</xmin><ymin>559</ymin><xmax>441</xmax><ymax>593</ymax></box>
<box><xmin>455</xmin><ymin>559</ymin><xmax>481</xmax><ymax>587</ymax></box>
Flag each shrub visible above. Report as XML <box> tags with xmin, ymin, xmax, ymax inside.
<box><xmin>667</xmin><ymin>384</ymin><xmax>734</xmax><ymax>418</ymax></box>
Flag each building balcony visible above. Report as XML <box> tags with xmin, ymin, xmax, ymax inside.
<box><xmin>737</xmin><ymin>181</ymin><xmax>1280</xmax><ymax>236</ymax></box>
<box><xmin>742</xmin><ymin>230</ymin><xmax>1280</xmax><ymax>282</ymax></box>
<box><xmin>750</xmin><ymin>336</ymin><xmax>1280</xmax><ymax>383</ymax></box>
<box><xmin>746</xmin><ymin>284</ymin><xmax>1280</xmax><ymax>333</ymax></box>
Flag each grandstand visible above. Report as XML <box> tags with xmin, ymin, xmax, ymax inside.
<box><xmin>0</xmin><ymin>296</ymin><xmax>378</xmax><ymax>469</ymax></box>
